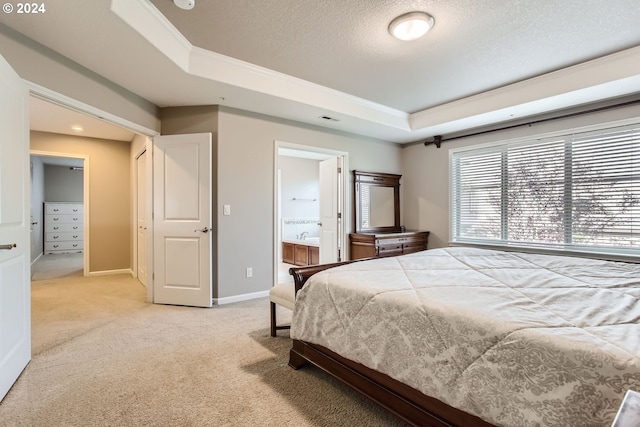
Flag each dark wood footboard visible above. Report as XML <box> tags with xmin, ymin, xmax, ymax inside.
<box><xmin>288</xmin><ymin>258</ymin><xmax>369</xmax><ymax>293</ymax></box>
<box><xmin>287</xmin><ymin>260</ymin><xmax>495</xmax><ymax>427</ymax></box>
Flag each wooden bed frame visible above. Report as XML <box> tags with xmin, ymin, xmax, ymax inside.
<box><xmin>288</xmin><ymin>261</ymin><xmax>496</xmax><ymax>427</ymax></box>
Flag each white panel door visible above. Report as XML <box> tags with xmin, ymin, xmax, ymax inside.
<box><xmin>319</xmin><ymin>157</ymin><xmax>340</xmax><ymax>263</ymax></box>
<box><xmin>136</xmin><ymin>150</ymin><xmax>147</xmax><ymax>287</ymax></box>
<box><xmin>0</xmin><ymin>54</ymin><xmax>30</xmax><ymax>401</ymax></box>
<box><xmin>153</xmin><ymin>134</ymin><xmax>212</xmax><ymax>308</ymax></box>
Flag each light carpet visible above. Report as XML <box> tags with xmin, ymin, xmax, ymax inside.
<box><xmin>0</xmin><ymin>273</ymin><xmax>407</xmax><ymax>427</ymax></box>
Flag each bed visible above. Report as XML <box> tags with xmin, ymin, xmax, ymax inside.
<box><xmin>288</xmin><ymin>247</ymin><xmax>640</xmax><ymax>427</ymax></box>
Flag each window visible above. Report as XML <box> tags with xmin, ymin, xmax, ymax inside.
<box><xmin>451</xmin><ymin>123</ymin><xmax>640</xmax><ymax>257</ymax></box>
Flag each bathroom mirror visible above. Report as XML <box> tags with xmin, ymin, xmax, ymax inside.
<box><xmin>353</xmin><ymin>170</ymin><xmax>401</xmax><ymax>233</ymax></box>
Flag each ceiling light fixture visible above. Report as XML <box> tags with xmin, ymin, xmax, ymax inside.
<box><xmin>71</xmin><ymin>125</ymin><xmax>84</xmax><ymax>132</ymax></box>
<box><xmin>389</xmin><ymin>12</ymin><xmax>435</xmax><ymax>41</ymax></box>
<box><xmin>173</xmin><ymin>0</ymin><xmax>195</xmax><ymax>10</ymax></box>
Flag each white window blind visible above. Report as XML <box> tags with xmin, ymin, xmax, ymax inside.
<box><xmin>451</xmin><ymin>123</ymin><xmax>640</xmax><ymax>256</ymax></box>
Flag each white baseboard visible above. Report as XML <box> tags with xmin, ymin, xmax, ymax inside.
<box><xmin>31</xmin><ymin>252</ymin><xmax>44</xmax><ymax>267</ymax></box>
<box><xmin>88</xmin><ymin>268</ymin><xmax>133</xmax><ymax>277</ymax></box>
<box><xmin>214</xmin><ymin>290</ymin><xmax>269</xmax><ymax>305</ymax></box>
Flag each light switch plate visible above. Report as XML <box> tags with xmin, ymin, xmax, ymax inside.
<box><xmin>223</xmin><ymin>204</ymin><xmax>231</xmax><ymax>215</ymax></box>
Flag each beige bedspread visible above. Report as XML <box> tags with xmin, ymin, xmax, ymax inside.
<box><xmin>290</xmin><ymin>247</ymin><xmax>640</xmax><ymax>427</ymax></box>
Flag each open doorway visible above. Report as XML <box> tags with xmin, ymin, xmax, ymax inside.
<box><xmin>29</xmin><ymin>153</ymin><xmax>87</xmax><ymax>280</ymax></box>
<box><xmin>274</xmin><ymin>142</ymin><xmax>349</xmax><ymax>285</ymax></box>
<box><xmin>28</xmin><ymin>94</ymin><xmax>154</xmax><ymax>287</ymax></box>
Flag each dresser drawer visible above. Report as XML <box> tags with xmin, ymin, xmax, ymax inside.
<box><xmin>351</xmin><ymin>231</ymin><xmax>429</xmax><ymax>260</ymax></box>
<box><xmin>45</xmin><ymin>232</ymin><xmax>83</xmax><ymax>242</ymax></box>
<box><xmin>45</xmin><ymin>241</ymin><xmax>83</xmax><ymax>252</ymax></box>
<box><xmin>377</xmin><ymin>242</ymin><xmax>403</xmax><ymax>257</ymax></box>
<box><xmin>45</xmin><ymin>222</ymin><xmax>82</xmax><ymax>232</ymax></box>
<box><xmin>46</xmin><ymin>214</ymin><xmax>83</xmax><ymax>224</ymax></box>
<box><xmin>402</xmin><ymin>239</ymin><xmax>427</xmax><ymax>250</ymax></box>
<box><xmin>45</xmin><ymin>204</ymin><xmax>82</xmax><ymax>215</ymax></box>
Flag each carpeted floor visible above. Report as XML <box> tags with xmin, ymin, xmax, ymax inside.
<box><xmin>31</xmin><ymin>252</ymin><xmax>84</xmax><ymax>281</ymax></box>
<box><xmin>0</xmin><ymin>270</ymin><xmax>408</xmax><ymax>427</ymax></box>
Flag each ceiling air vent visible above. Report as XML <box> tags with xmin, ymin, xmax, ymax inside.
<box><xmin>319</xmin><ymin>115</ymin><xmax>340</xmax><ymax>122</ymax></box>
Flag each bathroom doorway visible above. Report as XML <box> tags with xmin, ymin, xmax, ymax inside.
<box><xmin>273</xmin><ymin>142</ymin><xmax>349</xmax><ymax>285</ymax></box>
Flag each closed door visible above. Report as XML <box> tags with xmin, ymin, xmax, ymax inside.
<box><xmin>0</xmin><ymin>54</ymin><xmax>30</xmax><ymax>401</ymax></box>
<box><xmin>153</xmin><ymin>133</ymin><xmax>212</xmax><ymax>308</ymax></box>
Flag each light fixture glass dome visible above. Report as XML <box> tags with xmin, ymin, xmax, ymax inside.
<box><xmin>389</xmin><ymin>12</ymin><xmax>435</xmax><ymax>41</ymax></box>
<box><xmin>173</xmin><ymin>0</ymin><xmax>195</xmax><ymax>10</ymax></box>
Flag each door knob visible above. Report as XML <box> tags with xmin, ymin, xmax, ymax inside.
<box><xmin>195</xmin><ymin>227</ymin><xmax>212</xmax><ymax>233</ymax></box>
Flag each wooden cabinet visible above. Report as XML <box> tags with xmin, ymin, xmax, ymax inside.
<box><xmin>282</xmin><ymin>242</ymin><xmax>295</xmax><ymax>264</ymax></box>
<box><xmin>283</xmin><ymin>241</ymin><xmax>320</xmax><ymax>266</ymax></box>
<box><xmin>44</xmin><ymin>202</ymin><xmax>84</xmax><ymax>254</ymax></box>
<box><xmin>309</xmin><ymin>246</ymin><xmax>319</xmax><ymax>265</ymax></box>
<box><xmin>350</xmin><ymin>231</ymin><xmax>429</xmax><ymax>260</ymax></box>
<box><xmin>294</xmin><ymin>244</ymin><xmax>309</xmax><ymax>266</ymax></box>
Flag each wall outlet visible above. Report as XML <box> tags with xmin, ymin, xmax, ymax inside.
<box><xmin>246</xmin><ymin>267</ymin><xmax>253</xmax><ymax>278</ymax></box>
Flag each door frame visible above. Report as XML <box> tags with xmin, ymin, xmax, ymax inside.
<box><xmin>27</xmin><ymin>84</ymin><xmax>158</xmax><ymax>285</ymax></box>
<box><xmin>273</xmin><ymin>140</ymin><xmax>350</xmax><ymax>286</ymax></box>
<box><xmin>29</xmin><ymin>150</ymin><xmax>90</xmax><ymax>277</ymax></box>
<box><xmin>133</xmin><ymin>143</ymin><xmax>154</xmax><ymax>303</ymax></box>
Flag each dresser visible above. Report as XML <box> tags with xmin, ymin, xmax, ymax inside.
<box><xmin>350</xmin><ymin>231</ymin><xmax>429</xmax><ymax>260</ymax></box>
<box><xmin>44</xmin><ymin>202</ymin><xmax>84</xmax><ymax>254</ymax></box>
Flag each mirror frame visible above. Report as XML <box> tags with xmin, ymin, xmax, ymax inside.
<box><xmin>353</xmin><ymin>170</ymin><xmax>401</xmax><ymax>233</ymax></box>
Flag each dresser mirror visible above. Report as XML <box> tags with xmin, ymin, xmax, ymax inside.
<box><xmin>353</xmin><ymin>170</ymin><xmax>401</xmax><ymax>233</ymax></box>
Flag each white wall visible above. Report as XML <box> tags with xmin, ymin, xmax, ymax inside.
<box><xmin>401</xmin><ymin>101</ymin><xmax>640</xmax><ymax>249</ymax></box>
<box><xmin>279</xmin><ymin>156</ymin><xmax>320</xmax><ymax>220</ymax></box>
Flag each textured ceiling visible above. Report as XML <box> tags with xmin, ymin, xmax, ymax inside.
<box><xmin>1</xmin><ymin>0</ymin><xmax>639</xmax><ymax>143</ymax></box>
<box><xmin>150</xmin><ymin>0</ymin><xmax>640</xmax><ymax>113</ymax></box>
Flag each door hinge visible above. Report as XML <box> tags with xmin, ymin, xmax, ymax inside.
<box><xmin>337</xmin><ymin>212</ymin><xmax>342</xmax><ymax>219</ymax></box>
<box><xmin>337</xmin><ymin>249</ymin><xmax>342</xmax><ymax>262</ymax></box>
<box><xmin>337</xmin><ymin>167</ymin><xmax>342</xmax><ymax>173</ymax></box>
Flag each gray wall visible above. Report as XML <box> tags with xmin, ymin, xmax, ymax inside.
<box><xmin>0</xmin><ymin>23</ymin><xmax>159</xmax><ymax>133</ymax></box>
<box><xmin>44</xmin><ymin>164</ymin><xmax>83</xmax><ymax>202</ymax></box>
<box><xmin>216</xmin><ymin>107</ymin><xmax>402</xmax><ymax>301</ymax></box>
<box><xmin>160</xmin><ymin>106</ymin><xmax>402</xmax><ymax>301</ymax></box>
<box><xmin>29</xmin><ymin>156</ymin><xmax>45</xmax><ymax>262</ymax></box>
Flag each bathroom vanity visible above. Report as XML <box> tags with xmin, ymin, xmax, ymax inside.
<box><xmin>282</xmin><ymin>240</ymin><xmax>319</xmax><ymax>266</ymax></box>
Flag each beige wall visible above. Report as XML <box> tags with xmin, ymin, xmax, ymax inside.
<box><xmin>30</xmin><ymin>131</ymin><xmax>132</xmax><ymax>273</ymax></box>
<box><xmin>401</xmin><ymin>101</ymin><xmax>640</xmax><ymax>249</ymax></box>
